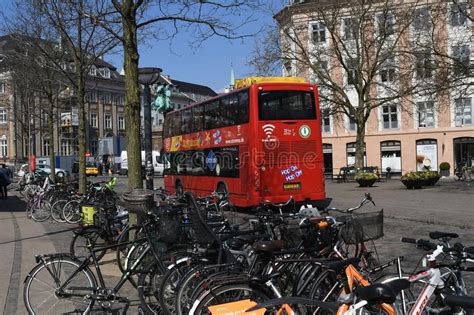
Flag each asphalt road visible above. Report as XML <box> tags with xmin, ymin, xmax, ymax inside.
<box><xmin>1</xmin><ymin>176</ymin><xmax>473</xmax><ymax>314</ymax></box>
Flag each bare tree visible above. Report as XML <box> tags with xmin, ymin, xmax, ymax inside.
<box><xmin>6</xmin><ymin>0</ymin><xmax>118</xmax><ymax>192</ymax></box>
<box><xmin>89</xmin><ymin>0</ymin><xmax>263</xmax><ymax>191</ymax></box>
<box><xmin>253</xmin><ymin>0</ymin><xmax>459</xmax><ymax>168</ymax></box>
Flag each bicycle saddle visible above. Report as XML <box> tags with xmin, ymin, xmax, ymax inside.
<box><xmin>429</xmin><ymin>231</ymin><xmax>459</xmax><ymax>240</ymax></box>
<box><xmin>252</xmin><ymin>240</ymin><xmax>286</xmax><ymax>253</ymax></box>
<box><xmin>356</xmin><ymin>279</ymin><xmax>410</xmax><ymax>305</ymax></box>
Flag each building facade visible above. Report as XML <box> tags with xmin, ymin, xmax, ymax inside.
<box><xmin>276</xmin><ymin>0</ymin><xmax>473</xmax><ymax>175</ymax></box>
<box><xmin>147</xmin><ymin>74</ymin><xmax>217</xmax><ymax>151</ymax></box>
<box><xmin>0</xmin><ymin>34</ymin><xmax>126</xmax><ymax>167</ymax></box>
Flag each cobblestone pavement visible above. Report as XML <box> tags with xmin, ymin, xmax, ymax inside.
<box><xmin>1</xmin><ymin>176</ymin><xmax>473</xmax><ymax>314</ymax></box>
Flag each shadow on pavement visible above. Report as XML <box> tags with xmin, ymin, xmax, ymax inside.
<box><xmin>0</xmin><ymin>195</ymin><xmax>26</xmax><ymax>212</ymax></box>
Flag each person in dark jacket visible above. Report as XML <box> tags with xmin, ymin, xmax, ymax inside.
<box><xmin>0</xmin><ymin>164</ymin><xmax>11</xmax><ymax>199</ymax></box>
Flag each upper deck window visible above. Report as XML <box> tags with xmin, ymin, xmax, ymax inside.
<box><xmin>258</xmin><ymin>90</ymin><xmax>316</xmax><ymax>121</ymax></box>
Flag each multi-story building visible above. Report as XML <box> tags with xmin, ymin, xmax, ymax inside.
<box><xmin>147</xmin><ymin>74</ymin><xmax>217</xmax><ymax>151</ymax></box>
<box><xmin>276</xmin><ymin>0</ymin><xmax>473</xmax><ymax>176</ymax></box>
<box><xmin>0</xmin><ymin>34</ymin><xmax>126</xmax><ymax>167</ymax></box>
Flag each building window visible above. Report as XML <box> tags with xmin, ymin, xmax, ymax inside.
<box><xmin>417</xmin><ymin>101</ymin><xmax>435</xmax><ymax>128</ymax></box>
<box><xmin>117</xmin><ymin>94</ymin><xmax>124</xmax><ymax>105</ymax></box>
<box><xmin>380</xmin><ymin>57</ymin><xmax>396</xmax><ymax>82</ymax></box>
<box><xmin>90</xmin><ymin>139</ymin><xmax>98</xmax><ymax>156</ymax></box>
<box><xmin>0</xmin><ymin>82</ymin><xmax>5</xmax><ymax>93</ymax></box>
<box><xmin>311</xmin><ymin>22</ymin><xmax>326</xmax><ymax>43</ymax></box>
<box><xmin>42</xmin><ymin>138</ymin><xmax>50</xmax><ymax>156</ymax></box>
<box><xmin>89</xmin><ymin>66</ymin><xmax>97</xmax><ymax>76</ymax></box>
<box><xmin>343</xmin><ymin>18</ymin><xmax>357</xmax><ymax>40</ymax></box>
<box><xmin>90</xmin><ymin>113</ymin><xmax>98</xmax><ymax>128</ymax></box>
<box><xmin>0</xmin><ymin>108</ymin><xmax>6</xmax><ymax>123</ymax></box>
<box><xmin>347</xmin><ymin>115</ymin><xmax>357</xmax><ymax>131</ymax></box>
<box><xmin>158</xmin><ymin>119</ymin><xmax>163</xmax><ymax>126</ymax></box>
<box><xmin>415</xmin><ymin>52</ymin><xmax>433</xmax><ymax>79</ymax></box>
<box><xmin>346</xmin><ymin>59</ymin><xmax>357</xmax><ymax>85</ymax></box>
<box><xmin>455</xmin><ymin>97</ymin><xmax>472</xmax><ymax>126</ymax></box>
<box><xmin>60</xmin><ymin>139</ymin><xmax>73</xmax><ymax>156</ymax></box>
<box><xmin>413</xmin><ymin>7</ymin><xmax>431</xmax><ymax>32</ymax></box>
<box><xmin>377</xmin><ymin>11</ymin><xmax>395</xmax><ymax>35</ymax></box>
<box><xmin>452</xmin><ymin>45</ymin><xmax>470</xmax><ymax>76</ymax></box>
<box><xmin>382</xmin><ymin>104</ymin><xmax>398</xmax><ymax>129</ymax></box>
<box><xmin>100</xmin><ymin>68</ymin><xmax>111</xmax><ymax>79</ymax></box>
<box><xmin>104</xmin><ymin>114</ymin><xmax>112</xmax><ymax>129</ymax></box>
<box><xmin>118</xmin><ymin>116</ymin><xmax>125</xmax><ymax>130</ymax></box>
<box><xmin>0</xmin><ymin>137</ymin><xmax>7</xmax><ymax>157</ymax></box>
<box><xmin>90</xmin><ymin>91</ymin><xmax>98</xmax><ymax>102</ymax></box>
<box><xmin>103</xmin><ymin>92</ymin><xmax>112</xmax><ymax>104</ymax></box>
<box><xmin>321</xmin><ymin>108</ymin><xmax>331</xmax><ymax>133</ymax></box>
<box><xmin>416</xmin><ymin>139</ymin><xmax>438</xmax><ymax>171</ymax></box>
<box><xmin>450</xmin><ymin>3</ymin><xmax>468</xmax><ymax>26</ymax></box>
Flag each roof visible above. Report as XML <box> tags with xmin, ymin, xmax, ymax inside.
<box><xmin>169</xmin><ymin>78</ymin><xmax>217</xmax><ymax>97</ymax></box>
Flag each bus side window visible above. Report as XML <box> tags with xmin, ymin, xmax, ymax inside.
<box><xmin>205</xmin><ymin>101</ymin><xmax>220</xmax><ymax>130</ymax></box>
<box><xmin>181</xmin><ymin>108</ymin><xmax>192</xmax><ymax>134</ymax></box>
<box><xmin>238</xmin><ymin>90</ymin><xmax>249</xmax><ymax>124</ymax></box>
<box><xmin>171</xmin><ymin>112</ymin><xmax>181</xmax><ymax>136</ymax></box>
<box><xmin>193</xmin><ymin>105</ymin><xmax>204</xmax><ymax>132</ymax></box>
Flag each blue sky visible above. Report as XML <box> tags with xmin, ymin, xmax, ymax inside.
<box><xmin>1</xmin><ymin>0</ymin><xmax>284</xmax><ymax>92</ymax></box>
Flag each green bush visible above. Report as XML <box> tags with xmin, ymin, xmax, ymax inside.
<box><xmin>354</xmin><ymin>172</ymin><xmax>379</xmax><ymax>180</ymax></box>
<box><xmin>401</xmin><ymin>171</ymin><xmax>423</xmax><ymax>181</ymax></box>
<box><xmin>439</xmin><ymin>162</ymin><xmax>450</xmax><ymax>171</ymax></box>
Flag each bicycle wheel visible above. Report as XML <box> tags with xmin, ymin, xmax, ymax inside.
<box><xmin>190</xmin><ymin>283</ymin><xmax>271</xmax><ymax>315</ymax></box>
<box><xmin>31</xmin><ymin>200</ymin><xmax>52</xmax><ymax>222</ymax></box>
<box><xmin>63</xmin><ymin>200</ymin><xmax>82</xmax><ymax>224</ymax></box>
<box><xmin>159</xmin><ymin>259</ymin><xmax>194</xmax><ymax>314</ymax></box>
<box><xmin>137</xmin><ymin>262</ymin><xmax>166</xmax><ymax>315</ymax></box>
<box><xmin>115</xmin><ymin>224</ymin><xmax>141</xmax><ymax>273</ymax></box>
<box><xmin>23</xmin><ymin>257</ymin><xmax>96</xmax><ymax>314</ymax></box>
<box><xmin>51</xmin><ymin>199</ymin><xmax>68</xmax><ymax>223</ymax></box>
<box><xmin>70</xmin><ymin>231</ymin><xmax>108</xmax><ymax>262</ymax></box>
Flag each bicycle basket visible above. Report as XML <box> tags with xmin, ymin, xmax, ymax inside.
<box><xmin>338</xmin><ymin>209</ymin><xmax>384</xmax><ymax>245</ymax></box>
<box><xmin>154</xmin><ymin>207</ymin><xmax>181</xmax><ymax>243</ymax></box>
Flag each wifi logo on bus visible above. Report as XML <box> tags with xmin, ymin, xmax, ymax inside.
<box><xmin>262</xmin><ymin>124</ymin><xmax>276</xmax><ymax>138</ymax></box>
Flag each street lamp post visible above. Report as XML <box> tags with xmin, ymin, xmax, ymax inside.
<box><xmin>138</xmin><ymin>67</ymin><xmax>162</xmax><ymax>190</ymax></box>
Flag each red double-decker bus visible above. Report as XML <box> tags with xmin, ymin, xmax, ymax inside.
<box><xmin>162</xmin><ymin>77</ymin><xmax>326</xmax><ymax>208</ymax></box>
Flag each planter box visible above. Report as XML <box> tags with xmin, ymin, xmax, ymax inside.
<box><xmin>425</xmin><ymin>176</ymin><xmax>441</xmax><ymax>186</ymax></box>
<box><xmin>356</xmin><ymin>178</ymin><xmax>377</xmax><ymax>187</ymax></box>
<box><xmin>440</xmin><ymin>169</ymin><xmax>449</xmax><ymax>177</ymax></box>
<box><xmin>401</xmin><ymin>179</ymin><xmax>423</xmax><ymax>189</ymax></box>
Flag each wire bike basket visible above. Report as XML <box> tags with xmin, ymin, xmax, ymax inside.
<box><xmin>338</xmin><ymin>209</ymin><xmax>384</xmax><ymax>245</ymax></box>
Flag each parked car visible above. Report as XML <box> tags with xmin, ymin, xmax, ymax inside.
<box><xmin>35</xmin><ymin>164</ymin><xmax>69</xmax><ymax>178</ymax></box>
<box><xmin>86</xmin><ymin>163</ymin><xmax>100</xmax><ymax>176</ymax></box>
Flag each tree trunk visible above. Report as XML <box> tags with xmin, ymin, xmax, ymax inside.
<box><xmin>122</xmin><ymin>5</ymin><xmax>142</xmax><ymax>191</ymax></box>
<box><xmin>354</xmin><ymin>123</ymin><xmax>366</xmax><ymax>169</ymax></box>
<box><xmin>77</xmin><ymin>70</ymin><xmax>87</xmax><ymax>194</ymax></box>
<box><xmin>48</xmin><ymin>95</ymin><xmax>55</xmax><ymax>182</ymax></box>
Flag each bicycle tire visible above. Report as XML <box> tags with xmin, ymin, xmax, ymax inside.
<box><xmin>69</xmin><ymin>231</ymin><xmax>108</xmax><ymax>262</ymax></box>
<box><xmin>63</xmin><ymin>200</ymin><xmax>82</xmax><ymax>224</ymax></box>
<box><xmin>159</xmin><ymin>259</ymin><xmax>194</xmax><ymax>314</ymax></box>
<box><xmin>51</xmin><ymin>199</ymin><xmax>68</xmax><ymax>223</ymax></box>
<box><xmin>31</xmin><ymin>200</ymin><xmax>52</xmax><ymax>222</ymax></box>
<box><xmin>137</xmin><ymin>261</ymin><xmax>166</xmax><ymax>315</ymax></box>
<box><xmin>23</xmin><ymin>257</ymin><xmax>96</xmax><ymax>314</ymax></box>
<box><xmin>115</xmin><ymin>224</ymin><xmax>141</xmax><ymax>274</ymax></box>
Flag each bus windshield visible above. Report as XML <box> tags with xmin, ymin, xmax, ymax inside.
<box><xmin>258</xmin><ymin>90</ymin><xmax>316</xmax><ymax>121</ymax></box>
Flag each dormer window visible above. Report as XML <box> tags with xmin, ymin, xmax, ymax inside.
<box><xmin>102</xmin><ymin>68</ymin><xmax>111</xmax><ymax>78</ymax></box>
<box><xmin>89</xmin><ymin>66</ymin><xmax>97</xmax><ymax>76</ymax></box>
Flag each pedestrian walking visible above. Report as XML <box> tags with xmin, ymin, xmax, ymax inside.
<box><xmin>0</xmin><ymin>164</ymin><xmax>11</xmax><ymax>199</ymax></box>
